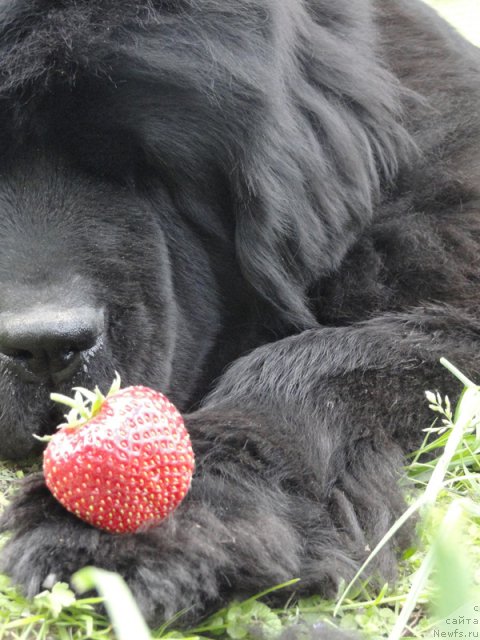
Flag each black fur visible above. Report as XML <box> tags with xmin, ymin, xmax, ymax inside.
<box><xmin>0</xmin><ymin>0</ymin><xmax>479</xmax><ymax>629</ymax></box>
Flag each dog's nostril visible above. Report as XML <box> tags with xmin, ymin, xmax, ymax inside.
<box><xmin>0</xmin><ymin>306</ymin><xmax>105</xmax><ymax>383</ymax></box>
<box><xmin>1</xmin><ymin>348</ymin><xmax>33</xmax><ymax>361</ymax></box>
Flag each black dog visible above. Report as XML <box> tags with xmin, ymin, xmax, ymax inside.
<box><xmin>0</xmin><ymin>0</ymin><xmax>479</xmax><ymax>629</ymax></box>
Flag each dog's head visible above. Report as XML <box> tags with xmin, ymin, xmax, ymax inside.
<box><xmin>0</xmin><ymin>0</ymin><xmax>411</xmax><ymax>458</ymax></box>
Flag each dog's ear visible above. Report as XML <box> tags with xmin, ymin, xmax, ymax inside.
<box><xmin>120</xmin><ymin>1</ymin><xmax>415</xmax><ymax>329</ymax></box>
<box><xmin>224</xmin><ymin>3</ymin><xmax>416</xmax><ymax>329</ymax></box>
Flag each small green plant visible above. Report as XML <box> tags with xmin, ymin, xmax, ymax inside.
<box><xmin>0</xmin><ymin>575</ymin><xmax>109</xmax><ymax>639</ymax></box>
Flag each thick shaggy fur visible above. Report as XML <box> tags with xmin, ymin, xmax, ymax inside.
<box><xmin>0</xmin><ymin>0</ymin><xmax>480</xmax><ymax>629</ymax></box>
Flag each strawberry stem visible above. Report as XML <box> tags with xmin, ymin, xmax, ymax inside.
<box><xmin>33</xmin><ymin>434</ymin><xmax>53</xmax><ymax>443</ymax></box>
<box><xmin>50</xmin><ymin>392</ymin><xmax>87</xmax><ymax>413</ymax></box>
<box><xmin>49</xmin><ymin>372</ymin><xmax>123</xmax><ymax>429</ymax></box>
<box><xmin>33</xmin><ymin>373</ymin><xmax>123</xmax><ymax>441</ymax></box>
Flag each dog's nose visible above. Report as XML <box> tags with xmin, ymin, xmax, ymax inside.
<box><xmin>0</xmin><ymin>306</ymin><xmax>104</xmax><ymax>383</ymax></box>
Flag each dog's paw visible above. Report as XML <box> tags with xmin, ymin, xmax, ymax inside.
<box><xmin>0</xmin><ymin>472</ymin><xmax>198</xmax><ymax>625</ymax></box>
<box><xmin>0</xmin><ymin>473</ymin><xmax>104</xmax><ymax>596</ymax></box>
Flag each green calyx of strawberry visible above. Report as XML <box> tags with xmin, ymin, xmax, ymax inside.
<box><xmin>35</xmin><ymin>373</ymin><xmax>122</xmax><ymax>442</ymax></box>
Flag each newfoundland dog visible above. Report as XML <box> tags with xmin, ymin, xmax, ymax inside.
<box><xmin>0</xmin><ymin>0</ymin><xmax>479</xmax><ymax>629</ymax></box>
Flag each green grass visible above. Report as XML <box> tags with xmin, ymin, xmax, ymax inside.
<box><xmin>1</xmin><ymin>358</ymin><xmax>479</xmax><ymax>639</ymax></box>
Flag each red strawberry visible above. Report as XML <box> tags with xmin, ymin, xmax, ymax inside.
<box><xmin>41</xmin><ymin>376</ymin><xmax>194</xmax><ymax>534</ymax></box>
